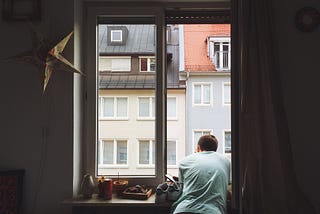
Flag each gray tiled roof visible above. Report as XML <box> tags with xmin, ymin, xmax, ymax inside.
<box><xmin>99</xmin><ymin>25</ymin><xmax>155</xmax><ymax>54</ymax></box>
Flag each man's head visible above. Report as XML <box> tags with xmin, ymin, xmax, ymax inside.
<box><xmin>197</xmin><ymin>134</ymin><xmax>218</xmax><ymax>152</ymax></box>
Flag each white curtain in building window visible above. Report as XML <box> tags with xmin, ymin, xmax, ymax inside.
<box><xmin>103</xmin><ymin>98</ymin><xmax>114</xmax><ymax>117</ymax></box>
<box><xmin>117</xmin><ymin>98</ymin><xmax>127</xmax><ymax>117</ymax></box>
<box><xmin>103</xmin><ymin>140</ymin><xmax>113</xmax><ymax>164</ymax></box>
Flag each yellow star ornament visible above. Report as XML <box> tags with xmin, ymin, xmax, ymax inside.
<box><xmin>4</xmin><ymin>27</ymin><xmax>84</xmax><ymax>93</ymax></box>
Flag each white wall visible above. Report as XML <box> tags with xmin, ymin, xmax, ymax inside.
<box><xmin>0</xmin><ymin>0</ymin><xmax>319</xmax><ymax>213</ymax></box>
<box><xmin>0</xmin><ymin>0</ymin><xmax>74</xmax><ymax>214</ymax></box>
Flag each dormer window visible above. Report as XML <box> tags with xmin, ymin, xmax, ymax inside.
<box><xmin>208</xmin><ymin>37</ymin><xmax>231</xmax><ymax>71</ymax></box>
<box><xmin>111</xmin><ymin>30</ymin><xmax>122</xmax><ymax>42</ymax></box>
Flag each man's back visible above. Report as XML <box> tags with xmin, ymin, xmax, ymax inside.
<box><xmin>172</xmin><ymin>151</ymin><xmax>230</xmax><ymax>214</ymax></box>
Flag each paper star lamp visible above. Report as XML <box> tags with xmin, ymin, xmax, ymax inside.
<box><xmin>3</xmin><ymin>24</ymin><xmax>84</xmax><ymax>93</ymax></box>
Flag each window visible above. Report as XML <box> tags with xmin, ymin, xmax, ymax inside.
<box><xmin>193</xmin><ymin>82</ymin><xmax>212</xmax><ymax>106</ymax></box>
<box><xmin>140</xmin><ymin>57</ymin><xmax>156</xmax><ymax>72</ymax></box>
<box><xmin>167</xmin><ymin>97</ymin><xmax>177</xmax><ymax>119</ymax></box>
<box><xmin>99</xmin><ymin>139</ymin><xmax>128</xmax><ymax>165</ymax></box>
<box><xmin>167</xmin><ymin>140</ymin><xmax>177</xmax><ymax>165</ymax></box>
<box><xmin>99</xmin><ymin>57</ymin><xmax>131</xmax><ymax>72</ymax></box>
<box><xmin>209</xmin><ymin>37</ymin><xmax>231</xmax><ymax>70</ymax></box>
<box><xmin>138</xmin><ymin>140</ymin><xmax>155</xmax><ymax>166</ymax></box>
<box><xmin>223</xmin><ymin>82</ymin><xmax>231</xmax><ymax>105</ymax></box>
<box><xmin>193</xmin><ymin>130</ymin><xmax>213</xmax><ymax>152</ymax></box>
<box><xmin>224</xmin><ymin>130</ymin><xmax>231</xmax><ymax>153</ymax></box>
<box><xmin>99</xmin><ymin>96</ymin><xmax>128</xmax><ymax>119</ymax></box>
<box><xmin>84</xmin><ymin>4</ymin><xmax>232</xmax><ymax>191</ymax></box>
<box><xmin>111</xmin><ymin>30</ymin><xmax>122</xmax><ymax>42</ymax></box>
<box><xmin>138</xmin><ymin>97</ymin><xmax>155</xmax><ymax>119</ymax></box>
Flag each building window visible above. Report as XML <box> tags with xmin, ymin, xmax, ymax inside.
<box><xmin>139</xmin><ymin>57</ymin><xmax>156</xmax><ymax>72</ymax></box>
<box><xmin>193</xmin><ymin>130</ymin><xmax>213</xmax><ymax>152</ymax></box>
<box><xmin>167</xmin><ymin>97</ymin><xmax>177</xmax><ymax>119</ymax></box>
<box><xmin>138</xmin><ymin>140</ymin><xmax>155</xmax><ymax>165</ymax></box>
<box><xmin>138</xmin><ymin>97</ymin><xmax>155</xmax><ymax>119</ymax></box>
<box><xmin>111</xmin><ymin>30</ymin><xmax>122</xmax><ymax>42</ymax></box>
<box><xmin>167</xmin><ymin>140</ymin><xmax>177</xmax><ymax>165</ymax></box>
<box><xmin>99</xmin><ymin>96</ymin><xmax>128</xmax><ymax>119</ymax></box>
<box><xmin>99</xmin><ymin>57</ymin><xmax>131</xmax><ymax>72</ymax></box>
<box><xmin>223</xmin><ymin>82</ymin><xmax>231</xmax><ymax>105</ymax></box>
<box><xmin>193</xmin><ymin>82</ymin><xmax>212</xmax><ymax>106</ymax></box>
<box><xmin>224</xmin><ymin>131</ymin><xmax>231</xmax><ymax>153</ymax></box>
<box><xmin>99</xmin><ymin>139</ymin><xmax>128</xmax><ymax>165</ymax></box>
<box><xmin>209</xmin><ymin>37</ymin><xmax>231</xmax><ymax>71</ymax></box>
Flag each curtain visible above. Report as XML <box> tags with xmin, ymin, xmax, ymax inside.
<box><xmin>236</xmin><ymin>0</ymin><xmax>316</xmax><ymax>213</ymax></box>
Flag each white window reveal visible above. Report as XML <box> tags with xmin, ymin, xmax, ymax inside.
<box><xmin>99</xmin><ymin>96</ymin><xmax>128</xmax><ymax>119</ymax></box>
<box><xmin>140</xmin><ymin>57</ymin><xmax>156</xmax><ymax>72</ymax></box>
<box><xmin>111</xmin><ymin>30</ymin><xmax>123</xmax><ymax>42</ymax></box>
<box><xmin>99</xmin><ymin>56</ymin><xmax>131</xmax><ymax>72</ymax></box>
<box><xmin>208</xmin><ymin>37</ymin><xmax>231</xmax><ymax>71</ymax></box>
<box><xmin>167</xmin><ymin>140</ymin><xmax>177</xmax><ymax>165</ymax></box>
<box><xmin>193</xmin><ymin>82</ymin><xmax>212</xmax><ymax>106</ymax></box>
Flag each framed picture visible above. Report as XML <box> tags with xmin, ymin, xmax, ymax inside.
<box><xmin>2</xmin><ymin>0</ymin><xmax>41</xmax><ymax>21</ymax></box>
<box><xmin>0</xmin><ymin>169</ymin><xmax>25</xmax><ymax>214</ymax></box>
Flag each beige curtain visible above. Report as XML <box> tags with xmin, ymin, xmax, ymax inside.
<box><xmin>236</xmin><ymin>0</ymin><xmax>316</xmax><ymax>213</ymax></box>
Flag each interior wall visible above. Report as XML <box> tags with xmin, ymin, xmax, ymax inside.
<box><xmin>0</xmin><ymin>0</ymin><xmax>74</xmax><ymax>213</ymax></box>
<box><xmin>273</xmin><ymin>0</ymin><xmax>320</xmax><ymax>212</ymax></box>
<box><xmin>0</xmin><ymin>0</ymin><xmax>319</xmax><ymax>214</ymax></box>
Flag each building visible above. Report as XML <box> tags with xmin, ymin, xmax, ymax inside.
<box><xmin>180</xmin><ymin>24</ymin><xmax>231</xmax><ymax>158</ymax></box>
<box><xmin>98</xmin><ymin>24</ymin><xmax>185</xmax><ymax>176</ymax></box>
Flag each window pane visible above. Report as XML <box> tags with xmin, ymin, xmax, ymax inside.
<box><xmin>151</xmin><ymin>97</ymin><xmax>155</xmax><ymax>118</ymax></box>
<box><xmin>98</xmin><ymin>23</ymin><xmax>156</xmax><ymax>176</ymax></box>
<box><xmin>103</xmin><ymin>97</ymin><xmax>114</xmax><ymax>117</ymax></box>
<box><xmin>167</xmin><ymin>141</ymin><xmax>176</xmax><ymax>165</ymax></box>
<box><xmin>139</xmin><ymin>140</ymin><xmax>150</xmax><ymax>164</ymax></box>
<box><xmin>103</xmin><ymin>140</ymin><xmax>113</xmax><ymax>164</ymax></box>
<box><xmin>203</xmin><ymin>85</ymin><xmax>210</xmax><ymax>104</ymax></box>
<box><xmin>117</xmin><ymin>97</ymin><xmax>127</xmax><ymax>117</ymax></box>
<box><xmin>152</xmin><ymin>140</ymin><xmax>155</xmax><ymax>165</ymax></box>
<box><xmin>167</xmin><ymin>97</ymin><xmax>176</xmax><ymax>118</ymax></box>
<box><xmin>149</xmin><ymin>58</ymin><xmax>156</xmax><ymax>71</ymax></box>
<box><xmin>139</xmin><ymin>98</ymin><xmax>149</xmax><ymax>117</ymax></box>
<box><xmin>225</xmin><ymin>131</ymin><xmax>231</xmax><ymax>153</ymax></box>
<box><xmin>194</xmin><ymin>85</ymin><xmax>201</xmax><ymax>104</ymax></box>
<box><xmin>194</xmin><ymin>131</ymin><xmax>202</xmax><ymax>151</ymax></box>
<box><xmin>111</xmin><ymin>30</ymin><xmax>122</xmax><ymax>41</ymax></box>
<box><xmin>224</xmin><ymin>84</ymin><xmax>231</xmax><ymax>104</ymax></box>
<box><xmin>140</xmin><ymin>58</ymin><xmax>147</xmax><ymax>71</ymax></box>
<box><xmin>117</xmin><ymin>140</ymin><xmax>127</xmax><ymax>164</ymax></box>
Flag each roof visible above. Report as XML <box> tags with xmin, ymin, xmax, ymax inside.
<box><xmin>99</xmin><ymin>74</ymin><xmax>183</xmax><ymax>89</ymax></box>
<box><xmin>99</xmin><ymin>25</ymin><xmax>155</xmax><ymax>55</ymax></box>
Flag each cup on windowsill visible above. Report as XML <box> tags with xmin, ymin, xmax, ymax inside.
<box><xmin>113</xmin><ymin>179</ymin><xmax>129</xmax><ymax>197</ymax></box>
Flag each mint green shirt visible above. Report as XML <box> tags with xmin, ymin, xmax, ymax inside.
<box><xmin>172</xmin><ymin>151</ymin><xmax>230</xmax><ymax>214</ymax></box>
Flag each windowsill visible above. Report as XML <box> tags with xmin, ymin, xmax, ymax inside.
<box><xmin>62</xmin><ymin>193</ymin><xmax>172</xmax><ymax>207</ymax></box>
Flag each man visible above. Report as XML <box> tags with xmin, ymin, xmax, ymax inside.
<box><xmin>171</xmin><ymin>135</ymin><xmax>230</xmax><ymax>214</ymax></box>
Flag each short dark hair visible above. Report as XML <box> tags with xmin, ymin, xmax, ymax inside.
<box><xmin>198</xmin><ymin>134</ymin><xmax>218</xmax><ymax>151</ymax></box>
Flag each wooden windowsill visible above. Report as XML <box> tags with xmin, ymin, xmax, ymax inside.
<box><xmin>62</xmin><ymin>193</ymin><xmax>172</xmax><ymax>207</ymax></box>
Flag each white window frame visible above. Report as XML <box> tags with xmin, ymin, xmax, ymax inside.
<box><xmin>82</xmin><ymin>3</ymin><xmax>233</xmax><ymax>188</ymax></box>
<box><xmin>167</xmin><ymin>96</ymin><xmax>177</xmax><ymax>120</ymax></box>
<box><xmin>167</xmin><ymin>139</ymin><xmax>178</xmax><ymax>167</ymax></box>
<box><xmin>99</xmin><ymin>96</ymin><xmax>129</xmax><ymax>120</ymax></box>
<box><xmin>137</xmin><ymin>139</ymin><xmax>155</xmax><ymax>168</ymax></box>
<box><xmin>98</xmin><ymin>139</ymin><xmax>129</xmax><ymax>168</ymax></box>
<box><xmin>192</xmin><ymin>82</ymin><xmax>213</xmax><ymax>106</ymax></box>
<box><xmin>139</xmin><ymin>56</ymin><xmax>156</xmax><ymax>72</ymax></box>
<box><xmin>137</xmin><ymin>96</ymin><xmax>155</xmax><ymax>120</ymax></box>
<box><xmin>223</xmin><ymin>82</ymin><xmax>231</xmax><ymax>106</ymax></box>
<box><xmin>111</xmin><ymin>30</ymin><xmax>123</xmax><ymax>42</ymax></box>
<box><xmin>99</xmin><ymin>56</ymin><xmax>131</xmax><ymax>72</ymax></box>
<box><xmin>208</xmin><ymin>37</ymin><xmax>231</xmax><ymax>71</ymax></box>
<box><xmin>192</xmin><ymin>129</ymin><xmax>213</xmax><ymax>152</ymax></box>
